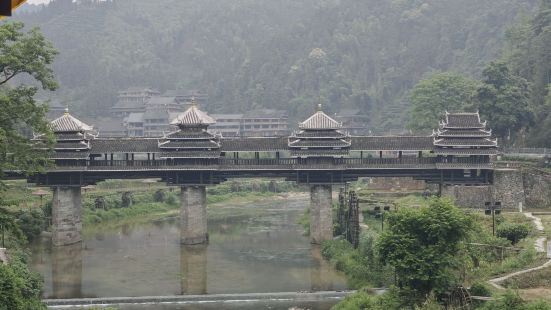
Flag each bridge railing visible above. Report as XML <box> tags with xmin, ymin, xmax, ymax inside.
<box><xmin>502</xmin><ymin>147</ymin><xmax>550</xmax><ymax>155</ymax></box>
<box><xmin>50</xmin><ymin>156</ymin><xmax>493</xmax><ymax>170</ymax></box>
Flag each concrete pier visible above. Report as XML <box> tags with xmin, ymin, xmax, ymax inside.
<box><xmin>180</xmin><ymin>186</ymin><xmax>208</xmax><ymax>245</ymax></box>
<box><xmin>52</xmin><ymin>186</ymin><xmax>82</xmax><ymax>246</ymax></box>
<box><xmin>310</xmin><ymin>185</ymin><xmax>333</xmax><ymax>244</ymax></box>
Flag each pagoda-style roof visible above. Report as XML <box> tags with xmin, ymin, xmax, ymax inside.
<box><xmin>159</xmin><ymin>100</ymin><xmax>220</xmax><ymax>159</ymax></box>
<box><xmin>439</xmin><ymin>112</ymin><xmax>486</xmax><ymax>129</ymax></box>
<box><xmin>435</xmin><ymin>129</ymin><xmax>491</xmax><ymax>137</ymax></box>
<box><xmin>289</xmin><ymin>105</ymin><xmax>350</xmax><ymax>158</ymax></box>
<box><xmin>433</xmin><ymin>112</ymin><xmax>497</xmax><ymax>154</ymax></box>
<box><xmin>50</xmin><ymin>109</ymin><xmax>93</xmax><ymax>133</ymax></box>
<box><xmin>299</xmin><ymin>105</ymin><xmax>342</xmax><ymax>130</ymax></box>
<box><xmin>170</xmin><ymin>100</ymin><xmax>215</xmax><ymax>128</ymax></box>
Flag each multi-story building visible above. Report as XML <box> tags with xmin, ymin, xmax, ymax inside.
<box><xmin>111</xmin><ymin>87</ymin><xmax>160</xmax><ymax>118</ymax></box>
<box><xmin>240</xmin><ymin>109</ymin><xmax>289</xmax><ymax>137</ymax></box>
<box><xmin>209</xmin><ymin>114</ymin><xmax>243</xmax><ymax>137</ymax></box>
<box><xmin>209</xmin><ymin>109</ymin><xmax>289</xmax><ymax>137</ymax></box>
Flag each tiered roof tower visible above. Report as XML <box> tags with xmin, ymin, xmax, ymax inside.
<box><xmin>45</xmin><ymin>108</ymin><xmax>94</xmax><ymax>160</ymax></box>
<box><xmin>158</xmin><ymin>99</ymin><xmax>220</xmax><ymax>159</ymax></box>
<box><xmin>433</xmin><ymin>112</ymin><xmax>498</xmax><ymax>156</ymax></box>
<box><xmin>288</xmin><ymin>105</ymin><xmax>351</xmax><ymax>157</ymax></box>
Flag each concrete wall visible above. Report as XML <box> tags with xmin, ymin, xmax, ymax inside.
<box><xmin>493</xmin><ymin>169</ymin><xmax>526</xmax><ymax>210</ymax></box>
<box><xmin>442</xmin><ymin>169</ymin><xmax>526</xmax><ymax>209</ymax></box>
<box><xmin>310</xmin><ymin>185</ymin><xmax>333</xmax><ymax>244</ymax></box>
<box><xmin>523</xmin><ymin>169</ymin><xmax>551</xmax><ymax>208</ymax></box>
<box><xmin>180</xmin><ymin>186</ymin><xmax>208</xmax><ymax>245</ymax></box>
<box><xmin>52</xmin><ymin>186</ymin><xmax>82</xmax><ymax>246</ymax></box>
<box><xmin>441</xmin><ymin>185</ymin><xmax>492</xmax><ymax>209</ymax></box>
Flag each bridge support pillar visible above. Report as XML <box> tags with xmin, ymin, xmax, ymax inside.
<box><xmin>52</xmin><ymin>186</ymin><xmax>82</xmax><ymax>246</ymax></box>
<box><xmin>180</xmin><ymin>186</ymin><xmax>208</xmax><ymax>245</ymax></box>
<box><xmin>310</xmin><ymin>184</ymin><xmax>333</xmax><ymax>244</ymax></box>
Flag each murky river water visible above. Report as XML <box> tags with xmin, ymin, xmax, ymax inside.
<box><xmin>30</xmin><ymin>196</ymin><xmax>348</xmax><ymax>308</ymax></box>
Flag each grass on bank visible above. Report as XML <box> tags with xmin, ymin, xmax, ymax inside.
<box><xmin>321</xmin><ymin>194</ymin><xmax>551</xmax><ymax>308</ymax></box>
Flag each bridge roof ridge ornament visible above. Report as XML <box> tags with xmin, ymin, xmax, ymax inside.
<box><xmin>299</xmin><ymin>105</ymin><xmax>342</xmax><ymax>130</ymax></box>
<box><xmin>170</xmin><ymin>100</ymin><xmax>215</xmax><ymax>127</ymax></box>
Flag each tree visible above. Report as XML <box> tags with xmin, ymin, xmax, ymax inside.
<box><xmin>0</xmin><ymin>207</ymin><xmax>23</xmax><ymax>247</ymax></box>
<box><xmin>376</xmin><ymin>198</ymin><xmax>473</xmax><ymax>300</ymax></box>
<box><xmin>0</xmin><ymin>22</ymin><xmax>58</xmax><ymax>189</ymax></box>
<box><xmin>476</xmin><ymin>62</ymin><xmax>532</xmax><ymax>141</ymax></box>
<box><xmin>408</xmin><ymin>72</ymin><xmax>479</xmax><ymax>132</ymax></box>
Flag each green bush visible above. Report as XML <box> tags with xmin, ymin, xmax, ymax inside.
<box><xmin>469</xmin><ymin>281</ymin><xmax>492</xmax><ymax>297</ymax></box>
<box><xmin>153</xmin><ymin>189</ymin><xmax>166</xmax><ymax>202</ymax></box>
<box><xmin>497</xmin><ymin>223</ymin><xmax>531</xmax><ymax>244</ymax></box>
<box><xmin>477</xmin><ymin>291</ymin><xmax>551</xmax><ymax>310</ymax></box>
<box><xmin>15</xmin><ymin>209</ymin><xmax>45</xmax><ymax>242</ymax></box>
<box><xmin>166</xmin><ymin>193</ymin><xmax>177</xmax><ymax>206</ymax></box>
<box><xmin>0</xmin><ymin>254</ymin><xmax>46</xmax><ymax>310</ymax></box>
<box><xmin>121</xmin><ymin>192</ymin><xmax>133</xmax><ymax>208</ymax></box>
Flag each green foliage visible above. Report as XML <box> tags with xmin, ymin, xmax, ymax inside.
<box><xmin>322</xmin><ymin>232</ymin><xmax>392</xmax><ymax>288</ymax></box>
<box><xmin>501</xmin><ymin>1</ymin><xmax>551</xmax><ymax>146</ymax></box>
<box><xmin>476</xmin><ymin>62</ymin><xmax>532</xmax><ymax>140</ymax></box>
<box><xmin>0</xmin><ymin>207</ymin><xmax>24</xmax><ymax>245</ymax></box>
<box><xmin>120</xmin><ymin>191</ymin><xmax>133</xmax><ymax>208</ymax></box>
<box><xmin>14</xmin><ymin>209</ymin><xmax>45</xmax><ymax>242</ymax></box>
<box><xmin>0</xmin><ymin>253</ymin><xmax>46</xmax><ymax>310</ymax></box>
<box><xmin>408</xmin><ymin>72</ymin><xmax>479</xmax><ymax>132</ymax></box>
<box><xmin>0</xmin><ymin>21</ymin><xmax>57</xmax><ymax>189</ymax></box>
<box><xmin>332</xmin><ymin>289</ymin><xmax>402</xmax><ymax>310</ymax></box>
<box><xmin>470</xmin><ymin>281</ymin><xmax>492</xmax><ymax>297</ymax></box>
<box><xmin>376</xmin><ymin>198</ymin><xmax>473</xmax><ymax>299</ymax></box>
<box><xmin>496</xmin><ymin>222</ymin><xmax>531</xmax><ymax>244</ymax></box>
<box><xmin>165</xmin><ymin>193</ymin><xmax>177</xmax><ymax>206</ymax></box>
<box><xmin>477</xmin><ymin>291</ymin><xmax>551</xmax><ymax>310</ymax></box>
<box><xmin>14</xmin><ymin>0</ymin><xmax>535</xmax><ymax>130</ymax></box>
<box><xmin>153</xmin><ymin>189</ymin><xmax>166</xmax><ymax>202</ymax></box>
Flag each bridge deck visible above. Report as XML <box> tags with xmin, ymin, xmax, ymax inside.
<box><xmin>49</xmin><ymin>157</ymin><xmax>493</xmax><ymax>172</ymax></box>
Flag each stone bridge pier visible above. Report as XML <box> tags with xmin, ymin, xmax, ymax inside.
<box><xmin>180</xmin><ymin>186</ymin><xmax>208</xmax><ymax>245</ymax></box>
<box><xmin>52</xmin><ymin>186</ymin><xmax>83</xmax><ymax>246</ymax></box>
<box><xmin>310</xmin><ymin>185</ymin><xmax>333</xmax><ymax>244</ymax></box>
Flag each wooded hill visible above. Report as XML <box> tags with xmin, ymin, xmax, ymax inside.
<box><xmin>14</xmin><ymin>0</ymin><xmax>538</xmax><ymax>131</ymax></box>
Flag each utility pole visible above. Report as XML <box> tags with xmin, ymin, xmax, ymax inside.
<box><xmin>485</xmin><ymin>201</ymin><xmax>502</xmax><ymax>236</ymax></box>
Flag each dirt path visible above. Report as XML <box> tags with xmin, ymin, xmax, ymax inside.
<box><xmin>488</xmin><ymin>212</ymin><xmax>550</xmax><ymax>289</ymax></box>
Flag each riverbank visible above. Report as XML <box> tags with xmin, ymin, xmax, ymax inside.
<box><xmin>321</xmin><ymin>190</ymin><xmax>551</xmax><ymax>308</ymax></box>
<box><xmin>83</xmin><ymin>191</ymin><xmax>308</xmax><ymax>234</ymax></box>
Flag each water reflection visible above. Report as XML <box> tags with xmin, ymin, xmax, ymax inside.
<box><xmin>310</xmin><ymin>245</ymin><xmax>334</xmax><ymax>292</ymax></box>
<box><xmin>180</xmin><ymin>245</ymin><xmax>207</xmax><ymax>295</ymax></box>
<box><xmin>52</xmin><ymin>243</ymin><xmax>83</xmax><ymax>298</ymax></box>
<box><xmin>31</xmin><ymin>197</ymin><xmax>347</xmax><ymax>298</ymax></box>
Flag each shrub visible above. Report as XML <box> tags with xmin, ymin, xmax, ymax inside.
<box><xmin>94</xmin><ymin>196</ymin><xmax>106</xmax><ymax>209</ymax></box>
<box><xmin>15</xmin><ymin>209</ymin><xmax>45</xmax><ymax>242</ymax></box>
<box><xmin>153</xmin><ymin>189</ymin><xmax>166</xmax><ymax>202</ymax></box>
<box><xmin>165</xmin><ymin>193</ymin><xmax>177</xmax><ymax>206</ymax></box>
<box><xmin>497</xmin><ymin>223</ymin><xmax>530</xmax><ymax>244</ymax></box>
<box><xmin>0</xmin><ymin>254</ymin><xmax>46</xmax><ymax>310</ymax></box>
<box><xmin>121</xmin><ymin>192</ymin><xmax>133</xmax><ymax>208</ymax></box>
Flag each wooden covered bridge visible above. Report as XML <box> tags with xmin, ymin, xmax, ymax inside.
<box><xmin>22</xmin><ymin>102</ymin><xmax>498</xmax><ymax>246</ymax></box>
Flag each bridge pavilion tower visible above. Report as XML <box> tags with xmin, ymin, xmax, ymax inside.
<box><xmin>289</xmin><ymin>105</ymin><xmax>351</xmax><ymax>244</ymax></box>
<box><xmin>433</xmin><ymin>112</ymin><xmax>497</xmax><ymax>158</ymax></box>
<box><xmin>162</xmin><ymin>99</ymin><xmax>219</xmax><ymax>244</ymax></box>
<box><xmin>46</xmin><ymin>108</ymin><xmax>94</xmax><ymax>246</ymax></box>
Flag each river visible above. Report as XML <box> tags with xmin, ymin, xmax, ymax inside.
<box><xmin>30</xmin><ymin>195</ymin><xmax>348</xmax><ymax>309</ymax></box>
